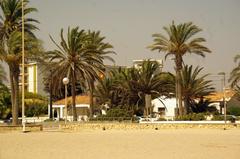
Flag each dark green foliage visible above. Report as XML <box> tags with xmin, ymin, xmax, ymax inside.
<box><xmin>227</xmin><ymin>107</ymin><xmax>240</xmax><ymax>116</ymax></box>
<box><xmin>0</xmin><ymin>83</ymin><xmax>11</xmax><ymax>119</ymax></box>
<box><xmin>229</xmin><ymin>55</ymin><xmax>240</xmax><ymax>87</ymax></box>
<box><xmin>191</xmin><ymin>97</ymin><xmax>217</xmax><ymax>113</ymax></box>
<box><xmin>180</xmin><ymin>65</ymin><xmax>215</xmax><ymax>113</ymax></box>
<box><xmin>105</xmin><ymin>108</ymin><xmax>132</xmax><ymax>118</ymax></box>
<box><xmin>175</xmin><ymin>113</ymin><xmax>206</xmax><ymax>121</ymax></box>
<box><xmin>212</xmin><ymin>115</ymin><xmax>237</xmax><ymax>122</ymax></box>
<box><xmin>157</xmin><ymin>118</ymin><xmax>167</xmax><ymax>121</ymax></box>
<box><xmin>20</xmin><ymin>92</ymin><xmax>48</xmax><ymax>117</ymax></box>
<box><xmin>95</xmin><ymin>60</ymin><xmax>174</xmax><ymax>116</ymax></box>
<box><xmin>25</xmin><ymin>102</ymin><xmax>48</xmax><ymax>117</ymax></box>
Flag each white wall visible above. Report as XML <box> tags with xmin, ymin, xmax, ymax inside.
<box><xmin>152</xmin><ymin>97</ymin><xmax>177</xmax><ymax>117</ymax></box>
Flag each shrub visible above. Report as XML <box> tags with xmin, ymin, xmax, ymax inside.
<box><xmin>175</xmin><ymin>113</ymin><xmax>206</xmax><ymax>121</ymax></box>
<box><xmin>212</xmin><ymin>115</ymin><xmax>236</xmax><ymax>122</ymax></box>
<box><xmin>227</xmin><ymin>107</ymin><xmax>240</xmax><ymax>116</ymax></box>
<box><xmin>157</xmin><ymin>118</ymin><xmax>167</xmax><ymax>121</ymax></box>
<box><xmin>105</xmin><ymin>108</ymin><xmax>132</xmax><ymax>118</ymax></box>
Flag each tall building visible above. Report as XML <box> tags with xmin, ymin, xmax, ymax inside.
<box><xmin>19</xmin><ymin>62</ymin><xmax>45</xmax><ymax>95</ymax></box>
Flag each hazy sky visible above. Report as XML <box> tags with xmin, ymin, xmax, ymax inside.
<box><xmin>2</xmin><ymin>0</ymin><xmax>240</xmax><ymax>89</ymax></box>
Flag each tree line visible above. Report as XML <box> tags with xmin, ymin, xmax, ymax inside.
<box><xmin>0</xmin><ymin>0</ymin><xmax>239</xmax><ymax>124</ymax></box>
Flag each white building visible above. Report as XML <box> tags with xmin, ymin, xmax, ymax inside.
<box><xmin>49</xmin><ymin>95</ymin><xmax>90</xmax><ymax>121</ymax></box>
<box><xmin>152</xmin><ymin>96</ymin><xmax>177</xmax><ymax>120</ymax></box>
<box><xmin>19</xmin><ymin>62</ymin><xmax>45</xmax><ymax>95</ymax></box>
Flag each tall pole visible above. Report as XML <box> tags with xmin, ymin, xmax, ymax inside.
<box><xmin>223</xmin><ymin>73</ymin><xmax>227</xmax><ymax>127</ymax></box>
<box><xmin>63</xmin><ymin>77</ymin><xmax>69</xmax><ymax>124</ymax></box>
<box><xmin>218</xmin><ymin>72</ymin><xmax>226</xmax><ymax>128</ymax></box>
<box><xmin>65</xmin><ymin>84</ymin><xmax>67</xmax><ymax>124</ymax></box>
<box><xmin>21</xmin><ymin>0</ymin><xmax>26</xmax><ymax>132</ymax></box>
<box><xmin>49</xmin><ymin>70</ymin><xmax>53</xmax><ymax>119</ymax></box>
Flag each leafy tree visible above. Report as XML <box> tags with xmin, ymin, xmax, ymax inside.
<box><xmin>46</xmin><ymin>27</ymin><xmax>114</xmax><ymax>121</ymax></box>
<box><xmin>23</xmin><ymin>92</ymin><xmax>48</xmax><ymax>117</ymax></box>
<box><xmin>0</xmin><ymin>83</ymin><xmax>11</xmax><ymax>120</ymax></box>
<box><xmin>149</xmin><ymin>22</ymin><xmax>211</xmax><ymax>115</ymax></box>
<box><xmin>0</xmin><ymin>0</ymin><xmax>39</xmax><ymax>125</ymax></box>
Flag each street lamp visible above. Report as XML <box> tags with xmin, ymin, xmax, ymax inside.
<box><xmin>62</xmin><ymin>77</ymin><xmax>69</xmax><ymax>124</ymax></box>
<box><xmin>218</xmin><ymin>72</ymin><xmax>227</xmax><ymax>128</ymax></box>
<box><xmin>21</xmin><ymin>0</ymin><xmax>26</xmax><ymax>132</ymax></box>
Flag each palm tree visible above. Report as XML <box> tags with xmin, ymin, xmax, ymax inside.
<box><xmin>47</xmin><ymin>27</ymin><xmax>114</xmax><ymax>121</ymax></box>
<box><xmin>95</xmin><ymin>63</ymin><xmax>174</xmax><ymax>116</ymax></box>
<box><xmin>85</xmin><ymin>30</ymin><xmax>114</xmax><ymax>117</ymax></box>
<box><xmin>229</xmin><ymin>54</ymin><xmax>240</xmax><ymax>87</ymax></box>
<box><xmin>0</xmin><ymin>0</ymin><xmax>38</xmax><ymax>125</ymax></box>
<box><xmin>0</xmin><ymin>31</ymin><xmax>40</xmax><ymax>125</ymax></box>
<box><xmin>149</xmin><ymin>22</ymin><xmax>211</xmax><ymax>116</ymax></box>
<box><xmin>0</xmin><ymin>0</ymin><xmax>38</xmax><ymax>40</ymax></box>
<box><xmin>180</xmin><ymin>65</ymin><xmax>215</xmax><ymax>113</ymax></box>
<box><xmin>130</xmin><ymin>60</ymin><xmax>173</xmax><ymax>116</ymax></box>
<box><xmin>0</xmin><ymin>64</ymin><xmax>6</xmax><ymax>83</ymax></box>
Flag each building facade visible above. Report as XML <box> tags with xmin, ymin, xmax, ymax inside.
<box><xmin>19</xmin><ymin>62</ymin><xmax>45</xmax><ymax>95</ymax></box>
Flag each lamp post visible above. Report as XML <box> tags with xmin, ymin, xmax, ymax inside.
<box><xmin>21</xmin><ymin>0</ymin><xmax>26</xmax><ymax>132</ymax></box>
<box><xmin>63</xmin><ymin>77</ymin><xmax>69</xmax><ymax>124</ymax></box>
<box><xmin>218</xmin><ymin>72</ymin><xmax>227</xmax><ymax>127</ymax></box>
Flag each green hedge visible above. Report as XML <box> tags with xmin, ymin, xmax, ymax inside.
<box><xmin>211</xmin><ymin>115</ymin><xmax>237</xmax><ymax>122</ymax></box>
<box><xmin>175</xmin><ymin>113</ymin><xmax>206</xmax><ymax>121</ymax></box>
<box><xmin>227</xmin><ymin>107</ymin><xmax>240</xmax><ymax>116</ymax></box>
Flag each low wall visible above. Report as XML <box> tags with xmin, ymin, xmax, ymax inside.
<box><xmin>60</xmin><ymin>123</ymin><xmax>240</xmax><ymax>131</ymax></box>
<box><xmin>0</xmin><ymin>124</ymin><xmax>43</xmax><ymax>132</ymax></box>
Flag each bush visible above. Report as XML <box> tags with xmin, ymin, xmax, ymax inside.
<box><xmin>227</xmin><ymin>107</ymin><xmax>240</xmax><ymax>116</ymax></box>
<box><xmin>25</xmin><ymin>103</ymin><xmax>48</xmax><ymax>117</ymax></box>
<box><xmin>105</xmin><ymin>108</ymin><xmax>132</xmax><ymax>118</ymax></box>
<box><xmin>0</xmin><ymin>83</ymin><xmax>11</xmax><ymax>119</ymax></box>
<box><xmin>175</xmin><ymin>113</ymin><xmax>206</xmax><ymax>121</ymax></box>
<box><xmin>157</xmin><ymin>118</ymin><xmax>167</xmax><ymax>121</ymax></box>
<box><xmin>212</xmin><ymin>115</ymin><xmax>236</xmax><ymax>123</ymax></box>
<box><xmin>89</xmin><ymin>116</ymin><xmax>132</xmax><ymax>122</ymax></box>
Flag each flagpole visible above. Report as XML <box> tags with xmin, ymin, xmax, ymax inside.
<box><xmin>21</xmin><ymin>0</ymin><xmax>26</xmax><ymax>132</ymax></box>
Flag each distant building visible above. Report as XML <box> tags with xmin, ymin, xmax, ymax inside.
<box><xmin>50</xmin><ymin>95</ymin><xmax>90</xmax><ymax>121</ymax></box>
<box><xmin>152</xmin><ymin>97</ymin><xmax>177</xmax><ymax>120</ymax></box>
<box><xmin>133</xmin><ymin>59</ymin><xmax>163</xmax><ymax>71</ymax></box>
<box><xmin>205</xmin><ymin>90</ymin><xmax>235</xmax><ymax>114</ymax></box>
<box><xmin>19</xmin><ymin>62</ymin><xmax>45</xmax><ymax>95</ymax></box>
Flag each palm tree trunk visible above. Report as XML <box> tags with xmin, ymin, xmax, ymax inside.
<box><xmin>144</xmin><ymin>94</ymin><xmax>151</xmax><ymax>117</ymax></box>
<box><xmin>175</xmin><ymin>54</ymin><xmax>183</xmax><ymax>116</ymax></box>
<box><xmin>89</xmin><ymin>80</ymin><xmax>94</xmax><ymax>117</ymax></box>
<box><xmin>9</xmin><ymin>66</ymin><xmax>19</xmax><ymax>125</ymax></box>
<box><xmin>71</xmin><ymin>72</ymin><xmax>77</xmax><ymax>121</ymax></box>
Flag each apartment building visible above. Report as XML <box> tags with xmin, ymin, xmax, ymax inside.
<box><xmin>19</xmin><ymin>62</ymin><xmax>45</xmax><ymax>95</ymax></box>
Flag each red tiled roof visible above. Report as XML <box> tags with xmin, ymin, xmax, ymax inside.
<box><xmin>205</xmin><ymin>90</ymin><xmax>235</xmax><ymax>101</ymax></box>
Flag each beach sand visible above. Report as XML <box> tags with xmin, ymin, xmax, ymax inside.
<box><xmin>0</xmin><ymin>129</ymin><xmax>240</xmax><ymax>159</ymax></box>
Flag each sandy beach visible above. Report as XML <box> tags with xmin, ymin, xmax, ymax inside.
<box><xmin>0</xmin><ymin>129</ymin><xmax>240</xmax><ymax>159</ymax></box>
